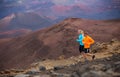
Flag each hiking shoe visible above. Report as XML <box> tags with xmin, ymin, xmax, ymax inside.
<box><xmin>92</xmin><ymin>55</ymin><xmax>95</xmax><ymax>60</ymax></box>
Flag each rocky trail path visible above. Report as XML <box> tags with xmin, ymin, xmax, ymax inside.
<box><xmin>0</xmin><ymin>40</ymin><xmax>120</xmax><ymax>77</ymax></box>
<box><xmin>27</xmin><ymin>40</ymin><xmax>120</xmax><ymax>71</ymax></box>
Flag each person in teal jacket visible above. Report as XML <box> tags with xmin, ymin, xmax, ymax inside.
<box><xmin>76</xmin><ymin>30</ymin><xmax>84</xmax><ymax>53</ymax></box>
<box><xmin>76</xmin><ymin>30</ymin><xmax>95</xmax><ymax>61</ymax></box>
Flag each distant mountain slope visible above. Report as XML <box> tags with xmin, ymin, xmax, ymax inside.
<box><xmin>0</xmin><ymin>29</ymin><xmax>32</xmax><ymax>39</ymax></box>
<box><xmin>8</xmin><ymin>13</ymin><xmax>52</xmax><ymax>30</ymax></box>
<box><xmin>0</xmin><ymin>12</ymin><xmax>53</xmax><ymax>38</ymax></box>
<box><xmin>0</xmin><ymin>18</ymin><xmax>120</xmax><ymax>70</ymax></box>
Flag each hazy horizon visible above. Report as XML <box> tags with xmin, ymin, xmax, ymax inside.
<box><xmin>0</xmin><ymin>0</ymin><xmax>120</xmax><ymax>20</ymax></box>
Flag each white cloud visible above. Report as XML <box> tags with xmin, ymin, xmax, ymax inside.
<box><xmin>17</xmin><ymin>0</ymin><xmax>24</xmax><ymax>4</ymax></box>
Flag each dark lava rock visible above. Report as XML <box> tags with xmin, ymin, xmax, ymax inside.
<box><xmin>54</xmin><ymin>66</ymin><xmax>64</xmax><ymax>71</ymax></box>
<box><xmin>39</xmin><ymin>66</ymin><xmax>46</xmax><ymax>71</ymax></box>
<box><xmin>70</xmin><ymin>72</ymin><xmax>79</xmax><ymax>77</ymax></box>
<box><xmin>25</xmin><ymin>70</ymin><xmax>40</xmax><ymax>75</ymax></box>
<box><xmin>81</xmin><ymin>71</ymin><xmax>111</xmax><ymax>77</ymax></box>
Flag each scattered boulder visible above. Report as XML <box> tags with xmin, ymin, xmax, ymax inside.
<box><xmin>113</xmin><ymin>63</ymin><xmax>120</xmax><ymax>73</ymax></box>
<box><xmin>70</xmin><ymin>72</ymin><xmax>79</xmax><ymax>77</ymax></box>
<box><xmin>101</xmin><ymin>64</ymin><xmax>111</xmax><ymax>71</ymax></box>
<box><xmin>39</xmin><ymin>66</ymin><xmax>46</xmax><ymax>71</ymax></box>
<box><xmin>81</xmin><ymin>71</ymin><xmax>111</xmax><ymax>77</ymax></box>
<box><xmin>26</xmin><ymin>70</ymin><xmax>40</xmax><ymax>75</ymax></box>
<box><xmin>54</xmin><ymin>66</ymin><xmax>64</xmax><ymax>71</ymax></box>
<box><xmin>14</xmin><ymin>74</ymin><xmax>29</xmax><ymax>77</ymax></box>
<box><xmin>92</xmin><ymin>42</ymin><xmax>108</xmax><ymax>53</ymax></box>
<box><xmin>90</xmin><ymin>64</ymin><xmax>105</xmax><ymax>71</ymax></box>
<box><xmin>33</xmin><ymin>74</ymin><xmax>51</xmax><ymax>77</ymax></box>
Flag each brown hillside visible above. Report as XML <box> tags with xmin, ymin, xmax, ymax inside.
<box><xmin>0</xmin><ymin>13</ymin><xmax>52</xmax><ymax>38</ymax></box>
<box><xmin>0</xmin><ymin>29</ymin><xmax>32</xmax><ymax>39</ymax></box>
<box><xmin>0</xmin><ymin>18</ymin><xmax>120</xmax><ymax>70</ymax></box>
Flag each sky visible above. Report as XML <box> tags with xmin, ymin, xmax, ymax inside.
<box><xmin>0</xmin><ymin>0</ymin><xmax>120</xmax><ymax>20</ymax></box>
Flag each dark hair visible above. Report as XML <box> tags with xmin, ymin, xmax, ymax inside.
<box><xmin>84</xmin><ymin>32</ymin><xmax>88</xmax><ymax>35</ymax></box>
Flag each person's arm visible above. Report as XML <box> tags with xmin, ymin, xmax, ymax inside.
<box><xmin>82</xmin><ymin>38</ymin><xmax>85</xmax><ymax>44</ymax></box>
<box><xmin>76</xmin><ymin>34</ymin><xmax>83</xmax><ymax>42</ymax></box>
<box><xmin>76</xmin><ymin>39</ymin><xmax>80</xmax><ymax>42</ymax></box>
<box><xmin>88</xmin><ymin>36</ymin><xmax>94</xmax><ymax>44</ymax></box>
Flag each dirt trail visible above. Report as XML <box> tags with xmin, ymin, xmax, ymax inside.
<box><xmin>28</xmin><ymin>52</ymin><xmax>116</xmax><ymax>71</ymax></box>
<box><xmin>27</xmin><ymin>40</ymin><xmax>120</xmax><ymax>72</ymax></box>
<box><xmin>0</xmin><ymin>40</ymin><xmax>119</xmax><ymax>76</ymax></box>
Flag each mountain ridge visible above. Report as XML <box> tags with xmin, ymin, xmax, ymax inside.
<box><xmin>0</xmin><ymin>18</ymin><xmax>120</xmax><ymax>70</ymax></box>
<box><xmin>0</xmin><ymin>12</ymin><xmax>53</xmax><ymax>38</ymax></box>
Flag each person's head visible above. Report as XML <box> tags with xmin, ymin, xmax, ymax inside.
<box><xmin>84</xmin><ymin>32</ymin><xmax>88</xmax><ymax>36</ymax></box>
<box><xmin>78</xmin><ymin>29</ymin><xmax>84</xmax><ymax>34</ymax></box>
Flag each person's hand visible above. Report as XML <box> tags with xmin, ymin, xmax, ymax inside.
<box><xmin>76</xmin><ymin>39</ymin><xmax>79</xmax><ymax>41</ymax></box>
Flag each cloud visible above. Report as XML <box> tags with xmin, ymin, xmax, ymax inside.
<box><xmin>51</xmin><ymin>5</ymin><xmax>71</xmax><ymax>13</ymax></box>
<box><xmin>51</xmin><ymin>3</ymin><xmax>92</xmax><ymax>16</ymax></box>
<box><xmin>0</xmin><ymin>0</ymin><xmax>120</xmax><ymax>20</ymax></box>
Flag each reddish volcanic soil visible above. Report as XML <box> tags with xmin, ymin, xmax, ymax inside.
<box><xmin>0</xmin><ymin>18</ymin><xmax>120</xmax><ymax>70</ymax></box>
<box><xmin>0</xmin><ymin>29</ymin><xmax>32</xmax><ymax>38</ymax></box>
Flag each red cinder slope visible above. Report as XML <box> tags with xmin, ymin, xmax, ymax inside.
<box><xmin>0</xmin><ymin>18</ymin><xmax>119</xmax><ymax>70</ymax></box>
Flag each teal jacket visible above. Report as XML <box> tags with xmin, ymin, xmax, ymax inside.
<box><xmin>76</xmin><ymin>34</ymin><xmax>84</xmax><ymax>46</ymax></box>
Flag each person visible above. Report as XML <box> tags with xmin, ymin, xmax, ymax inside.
<box><xmin>76</xmin><ymin>29</ymin><xmax>84</xmax><ymax>58</ymax></box>
<box><xmin>82</xmin><ymin>32</ymin><xmax>95</xmax><ymax>60</ymax></box>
